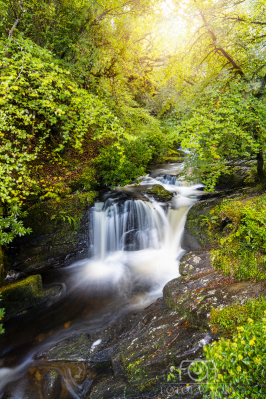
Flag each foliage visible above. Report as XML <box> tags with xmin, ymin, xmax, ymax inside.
<box><xmin>68</xmin><ymin>167</ymin><xmax>97</xmax><ymax>192</ymax></box>
<box><xmin>51</xmin><ymin>211</ymin><xmax>77</xmax><ymax>228</ymax></box>
<box><xmin>210</xmin><ymin>297</ymin><xmax>266</xmax><ymax>337</ymax></box>
<box><xmin>158</xmin><ymin>0</ymin><xmax>266</xmax><ymax>185</ymax></box>
<box><xmin>0</xmin><ymin>204</ymin><xmax>31</xmax><ymax>245</ymax></box>
<box><xmin>0</xmin><ymin>36</ymin><xmax>122</xmax><ymax>244</ymax></box>
<box><xmin>206</xmin><ymin>195</ymin><xmax>266</xmax><ymax>280</ymax></box>
<box><xmin>194</xmin><ymin>314</ymin><xmax>266</xmax><ymax>398</ymax></box>
<box><xmin>96</xmin><ymin>136</ymin><xmax>153</xmax><ymax>187</ymax></box>
<box><xmin>178</xmin><ymin>79</ymin><xmax>266</xmax><ymax>189</ymax></box>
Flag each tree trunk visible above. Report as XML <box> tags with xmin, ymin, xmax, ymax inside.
<box><xmin>257</xmin><ymin>148</ymin><xmax>266</xmax><ymax>183</ymax></box>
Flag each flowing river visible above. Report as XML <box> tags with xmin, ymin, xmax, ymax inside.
<box><xmin>0</xmin><ymin>163</ymin><xmax>203</xmax><ymax>398</ymax></box>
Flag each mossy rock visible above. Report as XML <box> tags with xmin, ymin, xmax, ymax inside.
<box><xmin>0</xmin><ymin>274</ymin><xmax>44</xmax><ymax>318</ymax></box>
<box><xmin>146</xmin><ymin>184</ymin><xmax>173</xmax><ymax>202</ymax></box>
<box><xmin>6</xmin><ymin>191</ymin><xmax>97</xmax><ymax>272</ymax></box>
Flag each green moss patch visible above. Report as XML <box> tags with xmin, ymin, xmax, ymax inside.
<box><xmin>146</xmin><ymin>184</ymin><xmax>173</xmax><ymax>202</ymax></box>
<box><xmin>0</xmin><ymin>274</ymin><xmax>44</xmax><ymax>317</ymax></box>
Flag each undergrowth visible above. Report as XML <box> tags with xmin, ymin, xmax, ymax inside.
<box><xmin>210</xmin><ymin>296</ymin><xmax>266</xmax><ymax>337</ymax></box>
<box><xmin>194</xmin><ymin>314</ymin><xmax>266</xmax><ymax>398</ymax></box>
<box><xmin>204</xmin><ymin>195</ymin><xmax>266</xmax><ymax>281</ymax></box>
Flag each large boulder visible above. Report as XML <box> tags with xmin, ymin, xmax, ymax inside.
<box><xmin>164</xmin><ymin>248</ymin><xmax>266</xmax><ymax>330</ymax></box>
<box><xmin>5</xmin><ymin>192</ymin><xmax>97</xmax><ymax>273</ymax></box>
<box><xmin>0</xmin><ymin>274</ymin><xmax>62</xmax><ymax>318</ymax></box>
<box><xmin>182</xmin><ymin>187</ymin><xmax>254</xmax><ymax>251</ymax></box>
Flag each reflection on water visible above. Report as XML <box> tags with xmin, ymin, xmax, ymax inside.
<box><xmin>0</xmin><ymin>163</ymin><xmax>203</xmax><ymax>398</ymax></box>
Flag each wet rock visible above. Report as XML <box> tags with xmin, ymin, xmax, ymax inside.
<box><xmin>216</xmin><ymin>160</ymin><xmax>256</xmax><ymax>190</ymax></box>
<box><xmin>164</xmin><ymin>248</ymin><xmax>266</xmax><ymax>330</ymax></box>
<box><xmin>88</xmin><ymin>298</ymin><xmax>210</xmax><ymax>398</ymax></box>
<box><xmin>41</xmin><ymin>369</ymin><xmax>62</xmax><ymax>399</ymax></box>
<box><xmin>145</xmin><ymin>184</ymin><xmax>173</xmax><ymax>202</ymax></box>
<box><xmin>5</xmin><ymin>192</ymin><xmax>97</xmax><ymax>273</ymax></box>
<box><xmin>184</xmin><ymin>188</ymin><xmax>255</xmax><ymax>249</ymax></box>
<box><xmin>179</xmin><ymin>247</ymin><xmax>214</xmax><ymax>277</ymax></box>
<box><xmin>42</xmin><ymin>334</ymin><xmax>92</xmax><ymax>362</ymax></box>
<box><xmin>0</xmin><ymin>275</ymin><xmax>62</xmax><ymax>319</ymax></box>
<box><xmin>0</xmin><ymin>275</ymin><xmax>42</xmax><ymax>317</ymax></box>
<box><xmin>90</xmin><ymin>378</ymin><xmax>135</xmax><ymax>399</ymax></box>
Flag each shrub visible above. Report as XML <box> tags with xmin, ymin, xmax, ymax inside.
<box><xmin>210</xmin><ymin>297</ymin><xmax>266</xmax><ymax>337</ymax></box>
<box><xmin>194</xmin><ymin>314</ymin><xmax>266</xmax><ymax>398</ymax></box>
<box><xmin>96</xmin><ymin>136</ymin><xmax>153</xmax><ymax>187</ymax></box>
<box><xmin>0</xmin><ymin>37</ymin><xmax>122</xmax><ymax>244</ymax></box>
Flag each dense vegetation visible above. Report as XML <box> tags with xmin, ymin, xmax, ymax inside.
<box><xmin>195</xmin><ymin>315</ymin><xmax>266</xmax><ymax>398</ymax></box>
<box><xmin>204</xmin><ymin>195</ymin><xmax>266</xmax><ymax>281</ymax></box>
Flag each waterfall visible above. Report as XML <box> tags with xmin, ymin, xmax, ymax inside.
<box><xmin>72</xmin><ymin>179</ymin><xmax>202</xmax><ymax>298</ymax></box>
<box><xmin>92</xmin><ymin>199</ymin><xmax>166</xmax><ymax>258</ymax></box>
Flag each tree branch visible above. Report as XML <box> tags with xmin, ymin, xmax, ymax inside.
<box><xmin>221</xmin><ymin>15</ymin><xmax>266</xmax><ymax>25</ymax></box>
<box><xmin>8</xmin><ymin>0</ymin><xmax>25</xmax><ymax>39</ymax></box>
<box><xmin>197</xmin><ymin>48</ymin><xmax>216</xmax><ymax>67</ymax></box>
<box><xmin>194</xmin><ymin>1</ymin><xmax>244</xmax><ymax>76</ymax></box>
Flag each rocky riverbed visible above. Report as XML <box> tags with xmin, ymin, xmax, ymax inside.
<box><xmin>22</xmin><ymin>244</ymin><xmax>264</xmax><ymax>399</ymax></box>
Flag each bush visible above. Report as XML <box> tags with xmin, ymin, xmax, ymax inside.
<box><xmin>0</xmin><ymin>37</ymin><xmax>122</xmax><ymax>244</ymax></box>
<box><xmin>210</xmin><ymin>297</ymin><xmax>266</xmax><ymax>337</ymax></box>
<box><xmin>206</xmin><ymin>196</ymin><xmax>266</xmax><ymax>280</ymax></box>
<box><xmin>194</xmin><ymin>314</ymin><xmax>266</xmax><ymax>398</ymax></box>
<box><xmin>96</xmin><ymin>136</ymin><xmax>153</xmax><ymax>187</ymax></box>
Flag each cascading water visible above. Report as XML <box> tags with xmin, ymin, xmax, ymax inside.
<box><xmin>92</xmin><ymin>199</ymin><xmax>166</xmax><ymax>256</ymax></box>
<box><xmin>156</xmin><ymin>174</ymin><xmax>177</xmax><ymax>185</ymax></box>
<box><xmin>0</xmin><ymin>164</ymin><xmax>203</xmax><ymax>398</ymax></box>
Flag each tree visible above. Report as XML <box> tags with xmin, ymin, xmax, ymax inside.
<box><xmin>155</xmin><ymin>0</ymin><xmax>266</xmax><ymax>186</ymax></box>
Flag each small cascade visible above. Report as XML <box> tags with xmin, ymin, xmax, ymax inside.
<box><xmin>77</xmin><ymin>176</ymin><xmax>202</xmax><ymax>297</ymax></box>
<box><xmin>92</xmin><ymin>199</ymin><xmax>166</xmax><ymax>258</ymax></box>
<box><xmin>156</xmin><ymin>174</ymin><xmax>177</xmax><ymax>185</ymax></box>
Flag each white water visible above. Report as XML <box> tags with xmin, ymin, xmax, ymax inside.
<box><xmin>69</xmin><ymin>175</ymin><xmax>203</xmax><ymax>305</ymax></box>
<box><xmin>0</xmin><ymin>168</ymin><xmax>203</xmax><ymax>397</ymax></box>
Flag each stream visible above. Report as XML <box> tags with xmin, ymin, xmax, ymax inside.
<box><xmin>0</xmin><ymin>162</ymin><xmax>203</xmax><ymax>398</ymax></box>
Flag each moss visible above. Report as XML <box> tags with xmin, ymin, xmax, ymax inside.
<box><xmin>146</xmin><ymin>185</ymin><xmax>173</xmax><ymax>202</ymax></box>
<box><xmin>208</xmin><ymin>195</ymin><xmax>266</xmax><ymax>281</ymax></box>
<box><xmin>24</xmin><ymin>191</ymin><xmax>97</xmax><ymax>237</ymax></box>
<box><xmin>139</xmin><ymin>379</ymin><xmax>155</xmax><ymax>392</ymax></box>
<box><xmin>0</xmin><ymin>274</ymin><xmax>44</xmax><ymax>317</ymax></box>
